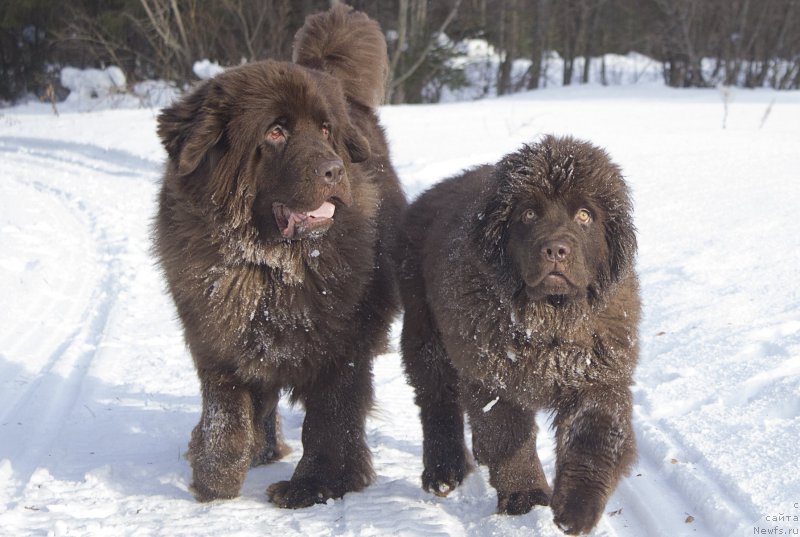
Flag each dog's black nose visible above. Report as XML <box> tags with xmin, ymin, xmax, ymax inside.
<box><xmin>541</xmin><ymin>240</ymin><xmax>571</xmax><ymax>262</ymax></box>
<box><xmin>316</xmin><ymin>159</ymin><xmax>345</xmax><ymax>184</ymax></box>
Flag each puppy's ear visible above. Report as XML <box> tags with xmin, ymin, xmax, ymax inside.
<box><xmin>470</xmin><ymin>167</ymin><xmax>514</xmax><ymax>274</ymax></box>
<box><xmin>157</xmin><ymin>80</ymin><xmax>225</xmax><ymax>176</ymax></box>
<box><xmin>605</xmin><ymin>208</ymin><xmax>637</xmax><ymax>285</ymax></box>
<box><xmin>344</xmin><ymin>123</ymin><xmax>370</xmax><ymax>163</ymax></box>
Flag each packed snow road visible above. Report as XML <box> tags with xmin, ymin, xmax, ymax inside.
<box><xmin>1</xmin><ymin>86</ymin><xmax>799</xmax><ymax>536</ymax></box>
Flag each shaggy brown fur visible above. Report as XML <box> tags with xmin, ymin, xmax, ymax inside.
<box><xmin>153</xmin><ymin>4</ymin><xmax>405</xmax><ymax>508</ymax></box>
<box><xmin>399</xmin><ymin>135</ymin><xmax>640</xmax><ymax>534</ymax></box>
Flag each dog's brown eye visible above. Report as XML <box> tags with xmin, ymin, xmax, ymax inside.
<box><xmin>522</xmin><ymin>209</ymin><xmax>536</xmax><ymax>222</ymax></box>
<box><xmin>575</xmin><ymin>208</ymin><xmax>592</xmax><ymax>225</ymax></box>
<box><xmin>321</xmin><ymin>123</ymin><xmax>330</xmax><ymax>139</ymax></box>
<box><xmin>266</xmin><ymin>126</ymin><xmax>286</xmax><ymax>143</ymax></box>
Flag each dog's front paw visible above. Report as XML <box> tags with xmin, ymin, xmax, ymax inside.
<box><xmin>267</xmin><ymin>479</ymin><xmax>336</xmax><ymax>509</ymax></box>
<box><xmin>551</xmin><ymin>488</ymin><xmax>606</xmax><ymax>535</ymax></box>
<box><xmin>497</xmin><ymin>488</ymin><xmax>550</xmax><ymax>515</ymax></box>
<box><xmin>189</xmin><ymin>478</ymin><xmax>240</xmax><ymax>503</ymax></box>
<box><xmin>422</xmin><ymin>458</ymin><xmax>468</xmax><ymax>497</ymax></box>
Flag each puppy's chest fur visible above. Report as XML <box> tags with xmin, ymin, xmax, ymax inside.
<box><xmin>506</xmin><ymin>310</ymin><xmax>596</xmax><ymax>391</ymax></box>
<box><xmin>452</xmin><ymin>301</ymin><xmax>626</xmax><ymax>405</ymax></box>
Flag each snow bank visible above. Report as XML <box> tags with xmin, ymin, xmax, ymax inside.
<box><xmin>131</xmin><ymin>80</ymin><xmax>180</xmax><ymax>109</ymax></box>
<box><xmin>57</xmin><ymin>66</ymin><xmax>179</xmax><ymax>112</ymax></box>
<box><xmin>193</xmin><ymin>59</ymin><xmax>225</xmax><ymax>80</ymax></box>
<box><xmin>60</xmin><ymin>66</ymin><xmax>126</xmax><ymax>101</ymax></box>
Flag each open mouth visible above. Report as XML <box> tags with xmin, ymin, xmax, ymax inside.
<box><xmin>273</xmin><ymin>200</ymin><xmax>338</xmax><ymax>240</ymax></box>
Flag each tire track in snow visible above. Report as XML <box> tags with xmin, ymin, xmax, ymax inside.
<box><xmin>602</xmin><ymin>407</ymin><xmax>759</xmax><ymax>537</ymax></box>
<box><xmin>0</xmin><ymin>143</ymin><xmax>143</xmax><ymax>499</ymax></box>
<box><xmin>0</xmin><ymin>136</ymin><xmax>160</xmax><ymax>180</ymax></box>
<box><xmin>2</xmin><ymin>186</ymin><xmax>118</xmax><ymax>495</ymax></box>
<box><xmin>0</xmin><ymin>181</ymin><xmax>95</xmax><ymax>370</ymax></box>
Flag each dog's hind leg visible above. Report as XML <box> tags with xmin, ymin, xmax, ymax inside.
<box><xmin>251</xmin><ymin>386</ymin><xmax>290</xmax><ymax>466</ymax></box>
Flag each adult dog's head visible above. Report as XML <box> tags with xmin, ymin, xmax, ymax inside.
<box><xmin>473</xmin><ymin>135</ymin><xmax>636</xmax><ymax>305</ymax></box>
<box><xmin>157</xmin><ymin>60</ymin><xmax>371</xmax><ymax>249</ymax></box>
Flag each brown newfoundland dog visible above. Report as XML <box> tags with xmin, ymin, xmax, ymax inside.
<box><xmin>153</xmin><ymin>5</ymin><xmax>405</xmax><ymax>508</ymax></box>
<box><xmin>399</xmin><ymin>135</ymin><xmax>640</xmax><ymax>534</ymax></box>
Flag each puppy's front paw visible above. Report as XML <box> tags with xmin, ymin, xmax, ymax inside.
<box><xmin>422</xmin><ymin>459</ymin><xmax>468</xmax><ymax>497</ymax></box>
<box><xmin>497</xmin><ymin>488</ymin><xmax>550</xmax><ymax>515</ymax></box>
<box><xmin>267</xmin><ymin>479</ymin><xmax>335</xmax><ymax>509</ymax></box>
<box><xmin>551</xmin><ymin>488</ymin><xmax>606</xmax><ymax>535</ymax></box>
<box><xmin>189</xmin><ymin>479</ymin><xmax>240</xmax><ymax>503</ymax></box>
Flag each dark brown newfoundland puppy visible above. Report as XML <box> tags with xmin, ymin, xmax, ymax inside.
<box><xmin>153</xmin><ymin>5</ymin><xmax>405</xmax><ymax>508</ymax></box>
<box><xmin>399</xmin><ymin>135</ymin><xmax>639</xmax><ymax>534</ymax></box>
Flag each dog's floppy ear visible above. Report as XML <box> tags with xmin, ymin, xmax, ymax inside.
<box><xmin>604</xmin><ymin>202</ymin><xmax>637</xmax><ymax>286</ymax></box>
<box><xmin>344</xmin><ymin>123</ymin><xmax>370</xmax><ymax>163</ymax></box>
<box><xmin>157</xmin><ymin>80</ymin><xmax>225</xmax><ymax>176</ymax></box>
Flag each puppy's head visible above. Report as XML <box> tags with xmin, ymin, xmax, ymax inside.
<box><xmin>473</xmin><ymin>135</ymin><xmax>636</xmax><ymax>305</ymax></box>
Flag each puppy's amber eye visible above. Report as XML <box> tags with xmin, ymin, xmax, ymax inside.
<box><xmin>321</xmin><ymin>123</ymin><xmax>330</xmax><ymax>139</ymax></box>
<box><xmin>522</xmin><ymin>209</ymin><xmax>536</xmax><ymax>222</ymax></box>
<box><xmin>266</xmin><ymin>126</ymin><xmax>286</xmax><ymax>143</ymax></box>
<box><xmin>575</xmin><ymin>208</ymin><xmax>592</xmax><ymax>225</ymax></box>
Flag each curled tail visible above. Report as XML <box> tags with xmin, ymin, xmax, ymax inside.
<box><xmin>293</xmin><ymin>4</ymin><xmax>388</xmax><ymax>109</ymax></box>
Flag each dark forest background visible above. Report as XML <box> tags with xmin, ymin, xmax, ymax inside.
<box><xmin>2</xmin><ymin>0</ymin><xmax>800</xmax><ymax>105</ymax></box>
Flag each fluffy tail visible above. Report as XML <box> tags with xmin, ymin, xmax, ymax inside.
<box><xmin>293</xmin><ymin>4</ymin><xmax>388</xmax><ymax>109</ymax></box>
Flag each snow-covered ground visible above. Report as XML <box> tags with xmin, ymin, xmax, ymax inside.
<box><xmin>1</xmin><ymin>84</ymin><xmax>799</xmax><ymax>536</ymax></box>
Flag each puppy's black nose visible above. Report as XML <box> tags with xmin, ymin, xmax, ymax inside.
<box><xmin>541</xmin><ymin>240</ymin><xmax>571</xmax><ymax>262</ymax></box>
<box><xmin>316</xmin><ymin>159</ymin><xmax>345</xmax><ymax>184</ymax></box>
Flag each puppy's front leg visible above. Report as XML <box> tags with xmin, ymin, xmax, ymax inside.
<box><xmin>463</xmin><ymin>383</ymin><xmax>551</xmax><ymax>515</ymax></box>
<box><xmin>551</xmin><ymin>385</ymin><xmax>636</xmax><ymax>535</ymax></box>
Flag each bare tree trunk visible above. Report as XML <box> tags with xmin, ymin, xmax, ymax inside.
<box><xmin>387</xmin><ymin>0</ymin><xmax>462</xmax><ymax>103</ymax></box>
<box><xmin>497</xmin><ymin>0</ymin><xmax>519</xmax><ymax>96</ymax></box>
<box><xmin>600</xmin><ymin>54</ymin><xmax>607</xmax><ymax>85</ymax></box>
<box><xmin>653</xmin><ymin>0</ymin><xmax>707</xmax><ymax>88</ymax></box>
<box><xmin>527</xmin><ymin>0</ymin><xmax>551</xmax><ymax>90</ymax></box>
<box><xmin>386</xmin><ymin>0</ymin><xmax>409</xmax><ymax>103</ymax></box>
<box><xmin>560</xmin><ymin>1</ymin><xmax>577</xmax><ymax>86</ymax></box>
<box><xmin>560</xmin><ymin>0</ymin><xmax>591</xmax><ymax>86</ymax></box>
<box><xmin>726</xmin><ymin>0</ymin><xmax>750</xmax><ymax>85</ymax></box>
<box><xmin>580</xmin><ymin>0</ymin><xmax>605</xmax><ymax>84</ymax></box>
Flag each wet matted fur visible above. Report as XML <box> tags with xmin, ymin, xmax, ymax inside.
<box><xmin>398</xmin><ymin>135</ymin><xmax>640</xmax><ymax>534</ymax></box>
<box><xmin>153</xmin><ymin>5</ymin><xmax>405</xmax><ymax>508</ymax></box>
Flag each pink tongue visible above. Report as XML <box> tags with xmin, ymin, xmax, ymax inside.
<box><xmin>306</xmin><ymin>201</ymin><xmax>335</xmax><ymax>219</ymax></box>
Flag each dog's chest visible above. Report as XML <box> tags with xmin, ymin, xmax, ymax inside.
<box><xmin>200</xmin><ymin>263</ymin><xmax>347</xmax><ymax>361</ymax></box>
<box><xmin>506</xmin><ymin>327</ymin><xmax>595</xmax><ymax>386</ymax></box>
<box><xmin>458</xmin><ymin>310</ymin><xmax>600</xmax><ymax>404</ymax></box>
